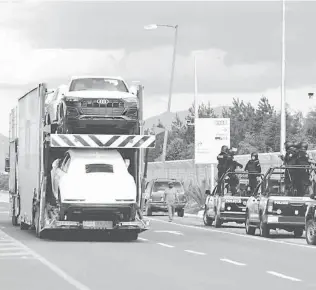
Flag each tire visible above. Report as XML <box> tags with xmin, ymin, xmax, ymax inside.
<box><xmin>11</xmin><ymin>215</ymin><xmax>18</xmax><ymax>226</ymax></box>
<box><xmin>203</xmin><ymin>210</ymin><xmax>213</xmax><ymax>226</ymax></box>
<box><xmin>245</xmin><ymin>213</ymin><xmax>256</xmax><ymax>235</ymax></box>
<box><xmin>259</xmin><ymin>219</ymin><xmax>270</xmax><ymax>238</ymax></box>
<box><xmin>20</xmin><ymin>221</ymin><xmax>29</xmax><ymax>230</ymax></box>
<box><xmin>177</xmin><ymin>208</ymin><xmax>184</xmax><ymax>217</ymax></box>
<box><xmin>214</xmin><ymin>212</ymin><xmax>221</xmax><ymax>228</ymax></box>
<box><xmin>145</xmin><ymin>204</ymin><xmax>152</xmax><ymax>216</ymax></box>
<box><xmin>306</xmin><ymin>220</ymin><xmax>316</xmax><ymax>245</ymax></box>
<box><xmin>294</xmin><ymin>228</ymin><xmax>304</xmax><ymax>238</ymax></box>
<box><xmin>35</xmin><ymin>209</ymin><xmax>45</xmax><ymax>239</ymax></box>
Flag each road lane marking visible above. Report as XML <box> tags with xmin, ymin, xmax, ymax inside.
<box><xmin>138</xmin><ymin>237</ymin><xmax>149</xmax><ymax>241</ymax></box>
<box><xmin>0</xmin><ymin>252</ymin><xmax>32</xmax><ymax>257</ymax></box>
<box><xmin>267</xmin><ymin>271</ymin><xmax>301</xmax><ymax>282</ymax></box>
<box><xmin>220</xmin><ymin>258</ymin><xmax>246</xmax><ymax>266</ymax></box>
<box><xmin>157</xmin><ymin>242</ymin><xmax>174</xmax><ymax>248</ymax></box>
<box><xmin>0</xmin><ymin>229</ymin><xmax>92</xmax><ymax>290</ymax></box>
<box><xmin>0</xmin><ymin>247</ymin><xmax>24</xmax><ymax>251</ymax></box>
<box><xmin>154</xmin><ymin>230</ymin><xmax>184</xmax><ymax>236</ymax></box>
<box><xmin>149</xmin><ymin>218</ymin><xmax>316</xmax><ymax>250</ymax></box>
<box><xmin>184</xmin><ymin>250</ymin><xmax>206</xmax><ymax>256</ymax></box>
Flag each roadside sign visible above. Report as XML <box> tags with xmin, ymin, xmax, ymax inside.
<box><xmin>194</xmin><ymin>118</ymin><xmax>230</xmax><ymax>164</ymax></box>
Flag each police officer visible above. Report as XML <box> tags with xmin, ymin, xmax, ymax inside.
<box><xmin>280</xmin><ymin>141</ymin><xmax>298</xmax><ymax>194</ymax></box>
<box><xmin>226</xmin><ymin>148</ymin><xmax>243</xmax><ymax>195</ymax></box>
<box><xmin>217</xmin><ymin>145</ymin><xmax>229</xmax><ymax>181</ymax></box>
<box><xmin>245</xmin><ymin>152</ymin><xmax>261</xmax><ymax>193</ymax></box>
<box><xmin>296</xmin><ymin>141</ymin><xmax>315</xmax><ymax>197</ymax></box>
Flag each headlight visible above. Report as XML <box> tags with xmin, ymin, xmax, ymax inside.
<box><xmin>124</xmin><ymin>97</ymin><xmax>138</xmax><ymax>104</ymax></box>
<box><xmin>220</xmin><ymin>201</ymin><xmax>225</xmax><ymax>210</ymax></box>
<box><xmin>267</xmin><ymin>200</ymin><xmax>273</xmax><ymax>213</ymax></box>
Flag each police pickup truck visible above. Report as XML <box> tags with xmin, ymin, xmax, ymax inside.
<box><xmin>245</xmin><ymin>166</ymin><xmax>314</xmax><ymax>238</ymax></box>
<box><xmin>203</xmin><ymin>172</ymin><xmax>263</xmax><ymax>228</ymax></box>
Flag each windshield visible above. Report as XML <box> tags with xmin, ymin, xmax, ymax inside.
<box><xmin>152</xmin><ymin>181</ymin><xmax>184</xmax><ymax>192</ymax></box>
<box><xmin>222</xmin><ymin>172</ymin><xmax>262</xmax><ymax>197</ymax></box>
<box><xmin>69</xmin><ymin>78</ymin><xmax>128</xmax><ymax>92</ymax></box>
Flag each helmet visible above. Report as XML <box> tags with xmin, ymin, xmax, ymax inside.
<box><xmin>221</xmin><ymin>145</ymin><xmax>229</xmax><ymax>153</ymax></box>
<box><xmin>299</xmin><ymin>141</ymin><xmax>308</xmax><ymax>150</ymax></box>
<box><xmin>284</xmin><ymin>141</ymin><xmax>294</xmax><ymax>150</ymax></box>
<box><xmin>251</xmin><ymin>152</ymin><xmax>258</xmax><ymax>159</ymax></box>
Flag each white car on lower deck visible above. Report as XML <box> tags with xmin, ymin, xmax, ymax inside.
<box><xmin>50</xmin><ymin>149</ymin><xmax>137</xmax><ymax>223</ymax></box>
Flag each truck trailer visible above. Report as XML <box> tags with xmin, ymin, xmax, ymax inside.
<box><xmin>5</xmin><ymin>83</ymin><xmax>155</xmax><ymax>240</ymax></box>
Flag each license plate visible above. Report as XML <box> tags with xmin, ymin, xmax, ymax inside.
<box><xmin>267</xmin><ymin>216</ymin><xmax>279</xmax><ymax>223</ymax></box>
<box><xmin>83</xmin><ymin>221</ymin><xmax>113</xmax><ymax>229</ymax></box>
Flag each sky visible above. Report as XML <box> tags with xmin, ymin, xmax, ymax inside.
<box><xmin>1</xmin><ymin>1</ymin><xmax>316</xmax><ymax>136</ymax></box>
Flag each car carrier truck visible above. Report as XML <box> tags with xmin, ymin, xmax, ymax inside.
<box><xmin>5</xmin><ymin>83</ymin><xmax>155</xmax><ymax>240</ymax></box>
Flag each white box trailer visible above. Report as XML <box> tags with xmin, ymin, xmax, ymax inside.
<box><xmin>6</xmin><ymin>83</ymin><xmax>155</xmax><ymax>240</ymax></box>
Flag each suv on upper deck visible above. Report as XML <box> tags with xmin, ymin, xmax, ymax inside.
<box><xmin>245</xmin><ymin>165</ymin><xmax>314</xmax><ymax>238</ymax></box>
<box><xmin>45</xmin><ymin>76</ymin><xmax>139</xmax><ymax>135</ymax></box>
<box><xmin>204</xmin><ymin>171</ymin><xmax>263</xmax><ymax>228</ymax></box>
<box><xmin>142</xmin><ymin>178</ymin><xmax>187</xmax><ymax>217</ymax></box>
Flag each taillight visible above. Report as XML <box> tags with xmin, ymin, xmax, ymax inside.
<box><xmin>267</xmin><ymin>200</ymin><xmax>273</xmax><ymax>213</ymax></box>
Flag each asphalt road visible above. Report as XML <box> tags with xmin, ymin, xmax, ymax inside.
<box><xmin>0</xmin><ymin>194</ymin><xmax>315</xmax><ymax>290</ymax></box>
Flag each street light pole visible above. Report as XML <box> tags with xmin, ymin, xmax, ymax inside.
<box><xmin>280</xmin><ymin>0</ymin><xmax>286</xmax><ymax>154</ymax></box>
<box><xmin>145</xmin><ymin>24</ymin><xmax>178</xmax><ymax>162</ymax></box>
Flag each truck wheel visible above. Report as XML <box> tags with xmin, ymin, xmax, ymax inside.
<box><xmin>259</xmin><ymin>219</ymin><xmax>270</xmax><ymax>238</ymax></box>
<box><xmin>245</xmin><ymin>213</ymin><xmax>256</xmax><ymax>235</ymax></box>
<box><xmin>203</xmin><ymin>210</ymin><xmax>213</xmax><ymax>226</ymax></box>
<box><xmin>214</xmin><ymin>212</ymin><xmax>221</xmax><ymax>228</ymax></box>
<box><xmin>20</xmin><ymin>221</ymin><xmax>29</xmax><ymax>230</ymax></box>
<box><xmin>306</xmin><ymin>220</ymin><xmax>316</xmax><ymax>245</ymax></box>
<box><xmin>145</xmin><ymin>204</ymin><xmax>152</xmax><ymax>216</ymax></box>
<box><xmin>35</xmin><ymin>210</ymin><xmax>45</xmax><ymax>239</ymax></box>
<box><xmin>177</xmin><ymin>208</ymin><xmax>184</xmax><ymax>217</ymax></box>
<box><xmin>12</xmin><ymin>215</ymin><xmax>18</xmax><ymax>226</ymax></box>
<box><xmin>294</xmin><ymin>228</ymin><xmax>304</xmax><ymax>238</ymax></box>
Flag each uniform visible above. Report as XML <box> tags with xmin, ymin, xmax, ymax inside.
<box><xmin>245</xmin><ymin>152</ymin><xmax>261</xmax><ymax>192</ymax></box>
<box><xmin>226</xmin><ymin>149</ymin><xmax>243</xmax><ymax>195</ymax></box>
<box><xmin>217</xmin><ymin>145</ymin><xmax>229</xmax><ymax>181</ymax></box>
<box><xmin>295</xmin><ymin>142</ymin><xmax>315</xmax><ymax>197</ymax></box>
<box><xmin>282</xmin><ymin>142</ymin><xmax>298</xmax><ymax>193</ymax></box>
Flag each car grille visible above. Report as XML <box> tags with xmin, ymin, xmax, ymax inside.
<box><xmin>80</xmin><ymin>99</ymin><xmax>125</xmax><ymax>116</ymax></box>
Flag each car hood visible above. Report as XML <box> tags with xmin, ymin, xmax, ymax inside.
<box><xmin>64</xmin><ymin>90</ymin><xmax>136</xmax><ymax>100</ymax></box>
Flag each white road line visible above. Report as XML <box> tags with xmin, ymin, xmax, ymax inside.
<box><xmin>154</xmin><ymin>230</ymin><xmax>184</xmax><ymax>236</ymax></box>
<box><xmin>0</xmin><ymin>229</ymin><xmax>92</xmax><ymax>290</ymax></box>
<box><xmin>149</xmin><ymin>218</ymin><xmax>316</xmax><ymax>250</ymax></box>
<box><xmin>267</xmin><ymin>271</ymin><xmax>301</xmax><ymax>282</ymax></box>
<box><xmin>138</xmin><ymin>237</ymin><xmax>149</xmax><ymax>241</ymax></box>
<box><xmin>184</xmin><ymin>250</ymin><xmax>206</xmax><ymax>256</ymax></box>
<box><xmin>157</xmin><ymin>242</ymin><xmax>174</xmax><ymax>248</ymax></box>
<box><xmin>0</xmin><ymin>252</ymin><xmax>32</xmax><ymax>257</ymax></box>
<box><xmin>0</xmin><ymin>247</ymin><xmax>24</xmax><ymax>251</ymax></box>
<box><xmin>220</xmin><ymin>258</ymin><xmax>246</xmax><ymax>266</ymax></box>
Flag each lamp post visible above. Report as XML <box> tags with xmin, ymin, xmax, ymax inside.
<box><xmin>280</xmin><ymin>0</ymin><xmax>286</xmax><ymax>154</ymax></box>
<box><xmin>144</xmin><ymin>24</ymin><xmax>178</xmax><ymax>162</ymax></box>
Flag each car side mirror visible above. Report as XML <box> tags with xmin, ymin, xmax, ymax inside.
<box><xmin>4</xmin><ymin>157</ymin><xmax>9</xmax><ymax>172</ymax></box>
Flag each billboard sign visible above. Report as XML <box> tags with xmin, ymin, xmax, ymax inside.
<box><xmin>195</xmin><ymin>118</ymin><xmax>230</xmax><ymax>164</ymax></box>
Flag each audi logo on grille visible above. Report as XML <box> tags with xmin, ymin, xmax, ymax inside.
<box><xmin>96</xmin><ymin>99</ymin><xmax>108</xmax><ymax>104</ymax></box>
